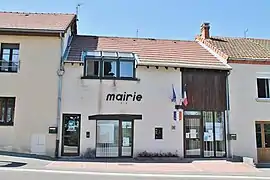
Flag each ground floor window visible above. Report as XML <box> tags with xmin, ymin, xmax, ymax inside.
<box><xmin>184</xmin><ymin>110</ymin><xmax>226</xmax><ymax>158</ymax></box>
<box><xmin>96</xmin><ymin>120</ymin><xmax>133</xmax><ymax>157</ymax></box>
<box><xmin>0</xmin><ymin>97</ymin><xmax>15</xmax><ymax>126</ymax></box>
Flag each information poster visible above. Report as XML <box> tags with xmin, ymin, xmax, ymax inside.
<box><xmin>215</xmin><ymin>123</ymin><xmax>224</xmax><ymax>141</ymax></box>
<box><xmin>204</xmin><ymin>132</ymin><xmax>213</xmax><ymax>141</ymax></box>
<box><xmin>99</xmin><ymin>124</ymin><xmax>115</xmax><ymax>143</ymax></box>
<box><xmin>190</xmin><ymin>129</ymin><xmax>197</xmax><ymax>138</ymax></box>
<box><xmin>123</xmin><ymin>137</ymin><xmax>130</xmax><ymax>147</ymax></box>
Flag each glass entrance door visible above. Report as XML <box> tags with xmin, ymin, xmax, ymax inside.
<box><xmin>184</xmin><ymin>111</ymin><xmax>226</xmax><ymax>158</ymax></box>
<box><xmin>121</xmin><ymin>121</ymin><xmax>133</xmax><ymax>156</ymax></box>
<box><xmin>61</xmin><ymin>114</ymin><xmax>81</xmax><ymax>156</ymax></box>
<box><xmin>185</xmin><ymin>116</ymin><xmax>202</xmax><ymax>157</ymax></box>
<box><xmin>96</xmin><ymin>120</ymin><xmax>133</xmax><ymax>157</ymax></box>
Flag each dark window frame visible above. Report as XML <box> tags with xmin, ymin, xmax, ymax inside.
<box><xmin>0</xmin><ymin>97</ymin><xmax>16</xmax><ymax>126</ymax></box>
<box><xmin>257</xmin><ymin>78</ymin><xmax>270</xmax><ymax>98</ymax></box>
<box><xmin>0</xmin><ymin>43</ymin><xmax>20</xmax><ymax>73</ymax></box>
<box><xmin>83</xmin><ymin>54</ymin><xmax>137</xmax><ymax>81</ymax></box>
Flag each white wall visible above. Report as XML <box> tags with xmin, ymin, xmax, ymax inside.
<box><xmin>0</xmin><ymin>35</ymin><xmax>61</xmax><ymax>156</ymax></box>
<box><xmin>62</xmin><ymin>27</ymin><xmax>72</xmax><ymax>56</ymax></box>
<box><xmin>228</xmin><ymin>63</ymin><xmax>270</xmax><ymax>163</ymax></box>
<box><xmin>62</xmin><ymin>63</ymin><xmax>184</xmax><ymax>157</ymax></box>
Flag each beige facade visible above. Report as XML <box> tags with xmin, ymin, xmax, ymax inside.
<box><xmin>228</xmin><ymin>63</ymin><xmax>270</xmax><ymax>163</ymax></box>
<box><xmin>61</xmin><ymin>63</ymin><xmax>184</xmax><ymax>157</ymax></box>
<box><xmin>0</xmin><ymin>32</ymin><xmax>71</xmax><ymax>156</ymax></box>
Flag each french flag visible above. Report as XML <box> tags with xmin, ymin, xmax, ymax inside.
<box><xmin>171</xmin><ymin>84</ymin><xmax>177</xmax><ymax>103</ymax></box>
<box><xmin>173</xmin><ymin>109</ymin><xmax>183</xmax><ymax>121</ymax></box>
<box><xmin>182</xmin><ymin>84</ymin><xmax>188</xmax><ymax>106</ymax></box>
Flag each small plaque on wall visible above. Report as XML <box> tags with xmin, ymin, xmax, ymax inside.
<box><xmin>49</xmin><ymin>127</ymin><xmax>58</xmax><ymax>134</ymax></box>
<box><xmin>228</xmin><ymin>134</ymin><xmax>237</xmax><ymax>140</ymax></box>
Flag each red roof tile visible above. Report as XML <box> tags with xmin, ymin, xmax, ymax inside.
<box><xmin>198</xmin><ymin>36</ymin><xmax>270</xmax><ymax>60</ymax></box>
<box><xmin>66</xmin><ymin>35</ymin><xmax>230</xmax><ymax>70</ymax></box>
<box><xmin>0</xmin><ymin>11</ymin><xmax>76</xmax><ymax>32</ymax></box>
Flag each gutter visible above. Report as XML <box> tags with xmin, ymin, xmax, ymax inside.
<box><xmin>227</xmin><ymin>57</ymin><xmax>270</xmax><ymax>61</ymax></box>
<box><xmin>225</xmin><ymin>70</ymin><xmax>231</xmax><ymax>158</ymax></box>
<box><xmin>0</xmin><ymin>28</ymin><xmax>65</xmax><ymax>34</ymax></box>
<box><xmin>55</xmin><ymin>33</ymin><xmax>65</xmax><ymax>158</ymax></box>
<box><xmin>138</xmin><ymin>61</ymin><xmax>232</xmax><ymax>70</ymax></box>
<box><xmin>63</xmin><ymin>59</ymin><xmax>231</xmax><ymax>71</ymax></box>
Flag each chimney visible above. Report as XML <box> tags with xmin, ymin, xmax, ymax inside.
<box><xmin>200</xmin><ymin>22</ymin><xmax>210</xmax><ymax>39</ymax></box>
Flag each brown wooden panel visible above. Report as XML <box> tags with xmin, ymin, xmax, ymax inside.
<box><xmin>182</xmin><ymin>68</ymin><xmax>228</xmax><ymax>111</ymax></box>
<box><xmin>257</xmin><ymin>122</ymin><xmax>270</xmax><ymax>163</ymax></box>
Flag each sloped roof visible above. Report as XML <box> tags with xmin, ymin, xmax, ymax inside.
<box><xmin>0</xmin><ymin>11</ymin><xmax>76</xmax><ymax>32</ymax></box>
<box><xmin>201</xmin><ymin>36</ymin><xmax>270</xmax><ymax>60</ymax></box>
<box><xmin>66</xmin><ymin>35</ymin><xmax>230</xmax><ymax>70</ymax></box>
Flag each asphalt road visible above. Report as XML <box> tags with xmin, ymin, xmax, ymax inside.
<box><xmin>0</xmin><ymin>168</ymin><xmax>270</xmax><ymax>180</ymax></box>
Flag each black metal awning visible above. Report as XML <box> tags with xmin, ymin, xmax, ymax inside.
<box><xmin>88</xmin><ymin>114</ymin><xmax>142</xmax><ymax>120</ymax></box>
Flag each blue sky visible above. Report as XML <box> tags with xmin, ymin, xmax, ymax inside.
<box><xmin>1</xmin><ymin>0</ymin><xmax>270</xmax><ymax>40</ymax></box>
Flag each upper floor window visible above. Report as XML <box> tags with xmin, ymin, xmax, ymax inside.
<box><xmin>83</xmin><ymin>51</ymin><xmax>137</xmax><ymax>80</ymax></box>
<box><xmin>0</xmin><ymin>97</ymin><xmax>16</xmax><ymax>126</ymax></box>
<box><xmin>0</xmin><ymin>43</ymin><xmax>20</xmax><ymax>73</ymax></box>
<box><xmin>257</xmin><ymin>78</ymin><xmax>270</xmax><ymax>98</ymax></box>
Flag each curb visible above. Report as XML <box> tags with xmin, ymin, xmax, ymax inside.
<box><xmin>0</xmin><ymin>151</ymin><xmax>56</xmax><ymax>161</ymax></box>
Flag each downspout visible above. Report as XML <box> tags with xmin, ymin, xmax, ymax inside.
<box><xmin>225</xmin><ymin>70</ymin><xmax>231</xmax><ymax>158</ymax></box>
<box><xmin>55</xmin><ymin>32</ymin><xmax>65</xmax><ymax>158</ymax></box>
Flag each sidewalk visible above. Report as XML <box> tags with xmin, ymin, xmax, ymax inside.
<box><xmin>0</xmin><ymin>153</ymin><xmax>268</xmax><ymax>177</ymax></box>
<box><xmin>46</xmin><ymin>160</ymin><xmax>260</xmax><ymax>174</ymax></box>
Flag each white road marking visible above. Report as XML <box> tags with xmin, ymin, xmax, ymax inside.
<box><xmin>0</xmin><ymin>167</ymin><xmax>269</xmax><ymax>179</ymax></box>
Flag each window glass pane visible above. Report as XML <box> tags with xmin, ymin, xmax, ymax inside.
<box><xmin>96</xmin><ymin>120</ymin><xmax>119</xmax><ymax>157</ymax></box>
<box><xmin>6</xmin><ymin>98</ymin><xmax>14</xmax><ymax>124</ymax></box>
<box><xmin>203</xmin><ymin>111</ymin><xmax>214</xmax><ymax>157</ymax></box>
<box><xmin>1</xmin><ymin>54</ymin><xmax>10</xmax><ymax>72</ymax></box>
<box><xmin>118</xmin><ymin>52</ymin><xmax>134</xmax><ymax>58</ymax></box>
<box><xmin>214</xmin><ymin>112</ymin><xmax>226</xmax><ymax>157</ymax></box>
<box><xmin>120</xmin><ymin>61</ymin><xmax>133</xmax><ymax>77</ymax></box>
<box><xmin>0</xmin><ymin>99</ymin><xmax>5</xmax><ymax>123</ymax></box>
<box><xmin>7</xmin><ymin>107</ymin><xmax>12</xmax><ymax>123</ymax></box>
<box><xmin>264</xmin><ymin>124</ymin><xmax>270</xmax><ymax>148</ymax></box>
<box><xmin>102</xmin><ymin>52</ymin><xmax>117</xmax><ymax>58</ymax></box>
<box><xmin>13</xmin><ymin>49</ymin><xmax>19</xmax><ymax>55</ymax></box>
<box><xmin>256</xmin><ymin>124</ymin><xmax>262</xmax><ymax>148</ymax></box>
<box><xmin>86</xmin><ymin>51</ymin><xmax>101</xmax><ymax>57</ymax></box>
<box><xmin>2</xmin><ymin>54</ymin><xmax>10</xmax><ymax>61</ymax></box>
<box><xmin>86</xmin><ymin>60</ymin><xmax>99</xmax><ymax>76</ymax></box>
<box><xmin>257</xmin><ymin>79</ymin><xmax>269</xmax><ymax>98</ymax></box>
<box><xmin>2</xmin><ymin>49</ymin><xmax>11</xmax><ymax>54</ymax></box>
<box><xmin>103</xmin><ymin>60</ymin><xmax>117</xmax><ymax>77</ymax></box>
<box><xmin>256</xmin><ymin>123</ymin><xmax>261</xmax><ymax>133</ymax></box>
<box><xmin>12</xmin><ymin>54</ymin><xmax>19</xmax><ymax>63</ymax></box>
<box><xmin>121</xmin><ymin>121</ymin><xmax>133</xmax><ymax>156</ymax></box>
<box><xmin>11</xmin><ymin>54</ymin><xmax>19</xmax><ymax>72</ymax></box>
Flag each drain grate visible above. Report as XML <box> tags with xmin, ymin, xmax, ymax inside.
<box><xmin>117</xmin><ymin>163</ymin><xmax>134</xmax><ymax>166</ymax></box>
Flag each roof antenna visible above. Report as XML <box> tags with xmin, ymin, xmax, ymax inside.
<box><xmin>136</xmin><ymin>29</ymin><xmax>139</xmax><ymax>38</ymax></box>
<box><xmin>76</xmin><ymin>3</ymin><xmax>83</xmax><ymax>21</ymax></box>
<box><xmin>244</xmin><ymin>28</ymin><xmax>248</xmax><ymax>38</ymax></box>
